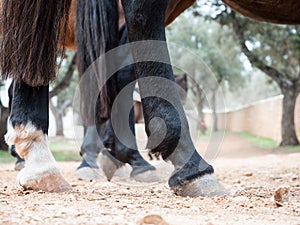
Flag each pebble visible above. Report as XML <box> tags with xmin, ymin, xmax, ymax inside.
<box><xmin>244</xmin><ymin>172</ymin><xmax>253</xmax><ymax>177</ymax></box>
<box><xmin>274</xmin><ymin>186</ymin><xmax>290</xmax><ymax>207</ymax></box>
<box><xmin>139</xmin><ymin>214</ymin><xmax>169</xmax><ymax>225</ymax></box>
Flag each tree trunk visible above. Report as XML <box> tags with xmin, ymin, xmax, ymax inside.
<box><xmin>49</xmin><ymin>100</ymin><xmax>64</xmax><ymax>136</ymax></box>
<box><xmin>192</xmin><ymin>84</ymin><xmax>207</xmax><ymax>134</ymax></box>
<box><xmin>50</xmin><ymin>52</ymin><xmax>77</xmax><ymax>98</ymax></box>
<box><xmin>230</xmin><ymin>12</ymin><xmax>300</xmax><ymax>146</ymax></box>
<box><xmin>211</xmin><ymin>90</ymin><xmax>218</xmax><ymax>132</ymax></box>
<box><xmin>280</xmin><ymin>88</ymin><xmax>299</xmax><ymax>146</ymax></box>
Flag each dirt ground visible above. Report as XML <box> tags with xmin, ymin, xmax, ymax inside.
<box><xmin>0</xmin><ymin>133</ymin><xmax>299</xmax><ymax>225</ymax></box>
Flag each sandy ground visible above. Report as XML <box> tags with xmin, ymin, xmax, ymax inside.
<box><xmin>0</xmin><ymin>133</ymin><xmax>299</xmax><ymax>225</ymax></box>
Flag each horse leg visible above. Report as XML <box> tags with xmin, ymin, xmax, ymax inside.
<box><xmin>95</xmin><ymin>24</ymin><xmax>159</xmax><ymax>182</ymax></box>
<box><xmin>121</xmin><ymin>0</ymin><xmax>227</xmax><ymax>197</ymax></box>
<box><xmin>98</xmin><ymin>64</ymin><xmax>160</xmax><ymax>182</ymax></box>
<box><xmin>76</xmin><ymin>125</ymin><xmax>104</xmax><ymax>180</ymax></box>
<box><xmin>7</xmin><ymin>82</ymin><xmax>25</xmax><ymax>171</ymax></box>
<box><xmin>5</xmin><ymin>81</ymin><xmax>71</xmax><ymax>192</ymax></box>
<box><xmin>98</xmin><ymin>113</ymin><xmax>160</xmax><ymax>182</ymax></box>
<box><xmin>109</xmin><ymin>101</ymin><xmax>159</xmax><ymax>182</ymax></box>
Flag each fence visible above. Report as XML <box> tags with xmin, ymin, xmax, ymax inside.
<box><xmin>204</xmin><ymin>95</ymin><xmax>300</xmax><ymax>143</ymax></box>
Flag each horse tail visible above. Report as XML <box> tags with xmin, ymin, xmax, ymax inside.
<box><xmin>76</xmin><ymin>0</ymin><xmax>119</xmax><ymax>122</ymax></box>
<box><xmin>0</xmin><ymin>0</ymin><xmax>72</xmax><ymax>86</ymax></box>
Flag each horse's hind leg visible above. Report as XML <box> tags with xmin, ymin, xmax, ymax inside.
<box><xmin>98</xmin><ymin>68</ymin><xmax>160</xmax><ymax>183</ymax></box>
<box><xmin>7</xmin><ymin>82</ymin><xmax>25</xmax><ymax>171</ymax></box>
<box><xmin>122</xmin><ymin>0</ymin><xmax>227</xmax><ymax>197</ymax></box>
<box><xmin>5</xmin><ymin>81</ymin><xmax>71</xmax><ymax>192</ymax></box>
<box><xmin>76</xmin><ymin>125</ymin><xmax>104</xmax><ymax>180</ymax></box>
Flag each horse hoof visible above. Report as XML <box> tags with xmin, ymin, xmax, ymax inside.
<box><xmin>171</xmin><ymin>174</ymin><xmax>228</xmax><ymax>197</ymax></box>
<box><xmin>114</xmin><ymin>167</ymin><xmax>126</xmax><ymax>177</ymax></box>
<box><xmin>18</xmin><ymin>171</ymin><xmax>71</xmax><ymax>192</ymax></box>
<box><xmin>131</xmin><ymin>170</ymin><xmax>162</xmax><ymax>183</ymax></box>
<box><xmin>76</xmin><ymin>167</ymin><xmax>103</xmax><ymax>180</ymax></box>
<box><xmin>6</xmin><ymin>124</ymin><xmax>71</xmax><ymax>192</ymax></box>
<box><xmin>98</xmin><ymin>150</ymin><xmax>124</xmax><ymax>181</ymax></box>
<box><xmin>15</xmin><ymin>161</ymin><xmax>25</xmax><ymax>171</ymax></box>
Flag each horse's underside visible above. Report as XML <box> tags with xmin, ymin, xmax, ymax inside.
<box><xmin>222</xmin><ymin>0</ymin><xmax>300</xmax><ymax>25</ymax></box>
<box><xmin>0</xmin><ymin>0</ymin><xmax>298</xmax><ymax>195</ymax></box>
<box><xmin>61</xmin><ymin>0</ymin><xmax>300</xmax><ymax>49</ymax></box>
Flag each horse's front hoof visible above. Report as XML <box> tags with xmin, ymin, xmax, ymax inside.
<box><xmin>76</xmin><ymin>167</ymin><xmax>103</xmax><ymax>181</ymax></box>
<box><xmin>171</xmin><ymin>174</ymin><xmax>228</xmax><ymax>197</ymax></box>
<box><xmin>19</xmin><ymin>172</ymin><xmax>72</xmax><ymax>192</ymax></box>
<box><xmin>131</xmin><ymin>169</ymin><xmax>162</xmax><ymax>183</ymax></box>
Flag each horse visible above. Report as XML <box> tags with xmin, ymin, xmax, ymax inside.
<box><xmin>0</xmin><ymin>0</ymin><xmax>190</xmax><ymax>182</ymax></box>
<box><xmin>4</xmin><ymin>24</ymin><xmax>160</xmax><ymax>181</ymax></box>
<box><xmin>2</xmin><ymin>0</ymin><xmax>297</xmax><ymax>196</ymax></box>
<box><xmin>66</xmin><ymin>0</ymin><xmax>195</xmax><ymax>182</ymax></box>
<box><xmin>3</xmin><ymin>6</ymin><xmax>189</xmax><ymax>181</ymax></box>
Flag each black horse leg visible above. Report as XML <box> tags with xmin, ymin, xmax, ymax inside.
<box><xmin>6</xmin><ymin>81</ymin><xmax>70</xmax><ymax>192</ymax></box>
<box><xmin>76</xmin><ymin>125</ymin><xmax>104</xmax><ymax>180</ymax></box>
<box><xmin>6</xmin><ymin>82</ymin><xmax>25</xmax><ymax>171</ymax></box>
<box><xmin>94</xmin><ymin>25</ymin><xmax>159</xmax><ymax>182</ymax></box>
<box><xmin>108</xmin><ymin>73</ymin><xmax>159</xmax><ymax>181</ymax></box>
<box><xmin>121</xmin><ymin>0</ymin><xmax>227</xmax><ymax>197</ymax></box>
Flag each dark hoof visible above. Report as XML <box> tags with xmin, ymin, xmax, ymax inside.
<box><xmin>98</xmin><ymin>149</ymin><xmax>124</xmax><ymax>181</ymax></box>
<box><xmin>76</xmin><ymin>167</ymin><xmax>103</xmax><ymax>180</ymax></box>
<box><xmin>131</xmin><ymin>169</ymin><xmax>162</xmax><ymax>183</ymax></box>
<box><xmin>171</xmin><ymin>174</ymin><xmax>228</xmax><ymax>197</ymax></box>
<box><xmin>20</xmin><ymin>172</ymin><xmax>72</xmax><ymax>192</ymax></box>
<box><xmin>15</xmin><ymin>161</ymin><xmax>25</xmax><ymax>171</ymax></box>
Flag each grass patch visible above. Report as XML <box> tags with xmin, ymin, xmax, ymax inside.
<box><xmin>0</xmin><ymin>139</ymin><xmax>81</xmax><ymax>164</ymax></box>
<box><xmin>49</xmin><ymin>141</ymin><xmax>77</xmax><ymax>152</ymax></box>
<box><xmin>49</xmin><ymin>139</ymin><xmax>81</xmax><ymax>161</ymax></box>
<box><xmin>239</xmin><ymin>132</ymin><xmax>300</xmax><ymax>153</ymax></box>
<box><xmin>276</xmin><ymin>145</ymin><xmax>300</xmax><ymax>153</ymax></box>
<box><xmin>239</xmin><ymin>132</ymin><xmax>278</xmax><ymax>149</ymax></box>
<box><xmin>52</xmin><ymin>151</ymin><xmax>81</xmax><ymax>162</ymax></box>
<box><xmin>0</xmin><ymin>150</ymin><xmax>15</xmax><ymax>163</ymax></box>
<box><xmin>0</xmin><ymin>150</ymin><xmax>80</xmax><ymax>164</ymax></box>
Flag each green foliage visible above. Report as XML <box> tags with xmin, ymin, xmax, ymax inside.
<box><xmin>236</xmin><ymin>19</ymin><xmax>300</xmax><ymax>80</ymax></box>
<box><xmin>193</xmin><ymin>1</ymin><xmax>300</xmax><ymax>82</ymax></box>
<box><xmin>0</xmin><ymin>151</ymin><xmax>15</xmax><ymax>163</ymax></box>
<box><xmin>167</xmin><ymin>14</ymin><xmax>245</xmax><ymax>92</ymax></box>
<box><xmin>224</xmin><ymin>69</ymin><xmax>280</xmax><ymax>109</ymax></box>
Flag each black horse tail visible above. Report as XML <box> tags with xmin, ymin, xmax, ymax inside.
<box><xmin>76</xmin><ymin>0</ymin><xmax>119</xmax><ymax>122</ymax></box>
<box><xmin>0</xmin><ymin>0</ymin><xmax>72</xmax><ymax>86</ymax></box>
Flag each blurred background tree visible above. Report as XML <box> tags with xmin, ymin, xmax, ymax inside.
<box><xmin>166</xmin><ymin>0</ymin><xmax>299</xmax><ymax>146</ymax></box>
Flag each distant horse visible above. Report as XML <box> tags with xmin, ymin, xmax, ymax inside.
<box><xmin>2</xmin><ymin>0</ymin><xmax>295</xmax><ymax>196</ymax></box>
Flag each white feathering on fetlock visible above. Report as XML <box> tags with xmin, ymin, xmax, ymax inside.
<box><xmin>5</xmin><ymin>123</ymin><xmax>71</xmax><ymax>192</ymax></box>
